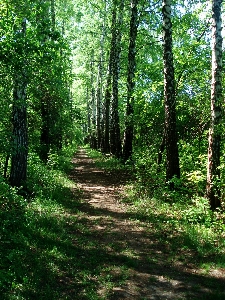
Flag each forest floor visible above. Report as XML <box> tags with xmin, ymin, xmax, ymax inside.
<box><xmin>67</xmin><ymin>148</ymin><xmax>225</xmax><ymax>300</ymax></box>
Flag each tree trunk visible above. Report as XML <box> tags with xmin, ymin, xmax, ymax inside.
<box><xmin>10</xmin><ymin>19</ymin><xmax>28</xmax><ymax>188</ymax></box>
<box><xmin>90</xmin><ymin>54</ymin><xmax>97</xmax><ymax>149</ymax></box>
<box><xmin>51</xmin><ymin>0</ymin><xmax>56</xmax><ymax>29</ymax></box>
<box><xmin>38</xmin><ymin>0</ymin><xmax>63</xmax><ymax>160</ymax></box>
<box><xmin>123</xmin><ymin>0</ymin><xmax>139</xmax><ymax>162</ymax></box>
<box><xmin>40</xmin><ymin>98</ymin><xmax>50</xmax><ymax>162</ymax></box>
<box><xmin>96</xmin><ymin>79</ymin><xmax>102</xmax><ymax>149</ymax></box>
<box><xmin>103</xmin><ymin>69</ymin><xmax>112</xmax><ymax>153</ymax></box>
<box><xmin>4</xmin><ymin>154</ymin><xmax>10</xmax><ymax>178</ymax></box>
<box><xmin>157</xmin><ymin>130</ymin><xmax>165</xmax><ymax>167</ymax></box>
<box><xmin>110</xmin><ymin>0</ymin><xmax>124</xmax><ymax>158</ymax></box>
<box><xmin>162</xmin><ymin>0</ymin><xmax>180</xmax><ymax>185</ymax></box>
<box><xmin>37</xmin><ymin>2</ymin><xmax>51</xmax><ymax>161</ymax></box>
<box><xmin>96</xmin><ymin>20</ymin><xmax>106</xmax><ymax>150</ymax></box>
<box><xmin>102</xmin><ymin>7</ymin><xmax>115</xmax><ymax>154</ymax></box>
<box><xmin>86</xmin><ymin>85</ymin><xmax>91</xmax><ymax>143</ymax></box>
<box><xmin>206</xmin><ymin>0</ymin><xmax>223</xmax><ymax>210</ymax></box>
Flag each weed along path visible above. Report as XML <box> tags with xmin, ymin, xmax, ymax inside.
<box><xmin>68</xmin><ymin>148</ymin><xmax>225</xmax><ymax>300</ymax></box>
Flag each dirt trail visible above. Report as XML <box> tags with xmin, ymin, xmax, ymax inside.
<box><xmin>69</xmin><ymin>148</ymin><xmax>225</xmax><ymax>300</ymax></box>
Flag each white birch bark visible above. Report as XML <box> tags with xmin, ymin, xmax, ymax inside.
<box><xmin>206</xmin><ymin>0</ymin><xmax>223</xmax><ymax>209</ymax></box>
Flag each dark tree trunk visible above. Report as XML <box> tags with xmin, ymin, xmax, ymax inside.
<box><xmin>157</xmin><ymin>130</ymin><xmax>165</xmax><ymax>167</ymax></box>
<box><xmin>123</xmin><ymin>0</ymin><xmax>139</xmax><ymax>162</ymax></box>
<box><xmin>40</xmin><ymin>99</ymin><xmax>50</xmax><ymax>162</ymax></box>
<box><xmin>51</xmin><ymin>0</ymin><xmax>56</xmax><ymax>29</ymax></box>
<box><xmin>38</xmin><ymin>0</ymin><xmax>63</xmax><ymax>160</ymax></box>
<box><xmin>96</xmin><ymin>5</ymin><xmax>106</xmax><ymax>150</ymax></box>
<box><xmin>96</xmin><ymin>48</ymin><xmax>104</xmax><ymax>150</ymax></box>
<box><xmin>206</xmin><ymin>0</ymin><xmax>223</xmax><ymax>210</ymax></box>
<box><xmin>110</xmin><ymin>0</ymin><xmax>124</xmax><ymax>158</ymax></box>
<box><xmin>10</xmin><ymin>19</ymin><xmax>28</xmax><ymax>187</ymax></box>
<box><xmin>103</xmin><ymin>73</ymin><xmax>112</xmax><ymax>153</ymax></box>
<box><xmin>90</xmin><ymin>55</ymin><xmax>97</xmax><ymax>149</ymax></box>
<box><xmin>96</xmin><ymin>83</ymin><xmax>102</xmax><ymax>149</ymax></box>
<box><xmin>37</xmin><ymin>2</ymin><xmax>51</xmax><ymax>161</ymax></box>
<box><xmin>102</xmin><ymin>8</ymin><xmax>115</xmax><ymax>154</ymax></box>
<box><xmin>10</xmin><ymin>93</ymin><xmax>28</xmax><ymax>187</ymax></box>
<box><xmin>86</xmin><ymin>85</ymin><xmax>91</xmax><ymax>143</ymax></box>
<box><xmin>162</xmin><ymin>0</ymin><xmax>180</xmax><ymax>184</ymax></box>
<box><xmin>4</xmin><ymin>154</ymin><xmax>10</xmax><ymax>178</ymax></box>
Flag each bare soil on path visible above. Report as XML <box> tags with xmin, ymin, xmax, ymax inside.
<box><xmin>69</xmin><ymin>148</ymin><xmax>225</xmax><ymax>300</ymax></box>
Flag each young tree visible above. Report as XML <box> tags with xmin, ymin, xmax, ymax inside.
<box><xmin>206</xmin><ymin>0</ymin><xmax>223</xmax><ymax>210</ymax></box>
<box><xmin>162</xmin><ymin>0</ymin><xmax>180</xmax><ymax>184</ymax></box>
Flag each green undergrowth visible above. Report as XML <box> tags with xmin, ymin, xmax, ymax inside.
<box><xmin>87</xmin><ymin>147</ymin><xmax>225</xmax><ymax>297</ymax></box>
<box><xmin>123</xmin><ymin>151</ymin><xmax>225</xmax><ymax>272</ymax></box>
<box><xmin>86</xmin><ymin>147</ymin><xmax>132</xmax><ymax>172</ymax></box>
<box><xmin>0</xmin><ymin>147</ymin><xmax>129</xmax><ymax>299</ymax></box>
<box><xmin>1</xmin><ymin>146</ymin><xmax>225</xmax><ymax>299</ymax></box>
<box><xmin>123</xmin><ymin>186</ymin><xmax>225</xmax><ymax>266</ymax></box>
<box><xmin>87</xmin><ymin>147</ymin><xmax>225</xmax><ymax>268</ymax></box>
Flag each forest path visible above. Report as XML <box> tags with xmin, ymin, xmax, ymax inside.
<box><xmin>68</xmin><ymin>148</ymin><xmax>225</xmax><ymax>300</ymax></box>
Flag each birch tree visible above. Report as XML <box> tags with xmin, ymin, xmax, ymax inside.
<box><xmin>103</xmin><ymin>47</ymin><xmax>113</xmax><ymax>153</ymax></box>
<box><xmin>110</xmin><ymin>0</ymin><xmax>124</xmax><ymax>158</ymax></box>
<box><xmin>96</xmin><ymin>8</ymin><xmax>107</xmax><ymax>150</ymax></box>
<box><xmin>102</xmin><ymin>4</ymin><xmax>115</xmax><ymax>154</ymax></box>
<box><xmin>162</xmin><ymin>0</ymin><xmax>180</xmax><ymax>184</ymax></box>
<box><xmin>206</xmin><ymin>0</ymin><xmax>223</xmax><ymax>210</ymax></box>
<box><xmin>123</xmin><ymin>0</ymin><xmax>139</xmax><ymax>162</ymax></box>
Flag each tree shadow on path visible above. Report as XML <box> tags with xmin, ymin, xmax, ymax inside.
<box><xmin>64</xmin><ymin>148</ymin><xmax>225</xmax><ymax>299</ymax></box>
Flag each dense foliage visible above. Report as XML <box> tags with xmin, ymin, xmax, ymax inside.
<box><xmin>72</xmin><ymin>0</ymin><xmax>224</xmax><ymax>206</ymax></box>
<box><xmin>0</xmin><ymin>0</ymin><xmax>224</xmax><ymax>298</ymax></box>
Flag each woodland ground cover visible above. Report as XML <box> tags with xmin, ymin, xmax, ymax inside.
<box><xmin>92</xmin><ymin>148</ymin><xmax>225</xmax><ymax>263</ymax></box>
<box><xmin>1</xmin><ymin>146</ymin><xmax>224</xmax><ymax>299</ymax></box>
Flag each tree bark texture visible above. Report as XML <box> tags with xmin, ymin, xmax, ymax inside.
<box><xmin>90</xmin><ymin>56</ymin><xmax>97</xmax><ymax>149</ymax></box>
<box><xmin>40</xmin><ymin>98</ymin><xmax>51</xmax><ymax>161</ymax></box>
<box><xmin>86</xmin><ymin>85</ymin><xmax>91</xmax><ymax>143</ymax></box>
<box><xmin>103</xmin><ymin>67</ymin><xmax>112</xmax><ymax>153</ymax></box>
<box><xmin>103</xmin><ymin>6</ymin><xmax>115</xmax><ymax>154</ymax></box>
<box><xmin>96</xmin><ymin>21</ymin><xmax>106</xmax><ymax>150</ymax></box>
<box><xmin>123</xmin><ymin>0</ymin><xmax>139</xmax><ymax>162</ymax></box>
<box><xmin>110</xmin><ymin>0</ymin><xmax>124</xmax><ymax>158</ymax></box>
<box><xmin>206</xmin><ymin>0</ymin><xmax>223</xmax><ymax>210</ymax></box>
<box><xmin>10</xmin><ymin>19</ymin><xmax>28</xmax><ymax>187</ymax></box>
<box><xmin>162</xmin><ymin>0</ymin><xmax>180</xmax><ymax>184</ymax></box>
